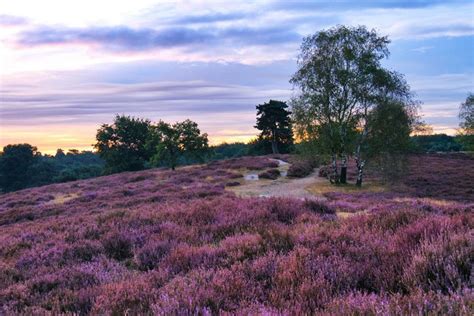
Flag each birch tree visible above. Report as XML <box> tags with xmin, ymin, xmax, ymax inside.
<box><xmin>290</xmin><ymin>25</ymin><xmax>390</xmax><ymax>184</ymax></box>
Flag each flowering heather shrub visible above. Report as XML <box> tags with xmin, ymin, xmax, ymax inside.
<box><xmin>401</xmin><ymin>153</ymin><xmax>474</xmax><ymax>202</ymax></box>
<box><xmin>63</xmin><ymin>240</ymin><xmax>103</xmax><ymax>263</ymax></box>
<box><xmin>303</xmin><ymin>199</ymin><xmax>336</xmax><ymax>215</ymax></box>
<box><xmin>102</xmin><ymin>231</ymin><xmax>133</xmax><ymax>261</ymax></box>
<box><xmin>258</xmin><ymin>168</ymin><xmax>280</xmax><ymax>180</ymax></box>
<box><xmin>0</xmin><ymin>155</ymin><xmax>472</xmax><ymax>314</ymax></box>
<box><xmin>135</xmin><ymin>239</ymin><xmax>172</xmax><ymax>271</ymax></box>
<box><xmin>404</xmin><ymin>230</ymin><xmax>473</xmax><ymax>293</ymax></box>
<box><xmin>265</xmin><ymin>197</ymin><xmax>303</xmax><ymax>224</ymax></box>
<box><xmin>220</xmin><ymin>233</ymin><xmax>265</xmax><ymax>261</ymax></box>
<box><xmin>324</xmin><ymin>289</ymin><xmax>474</xmax><ymax>316</ymax></box>
<box><xmin>92</xmin><ymin>278</ymin><xmax>156</xmax><ymax>315</ymax></box>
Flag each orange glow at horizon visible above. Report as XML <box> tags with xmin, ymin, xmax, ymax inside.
<box><xmin>0</xmin><ymin>124</ymin><xmax>457</xmax><ymax>155</ymax></box>
<box><xmin>0</xmin><ymin>124</ymin><xmax>259</xmax><ymax>155</ymax></box>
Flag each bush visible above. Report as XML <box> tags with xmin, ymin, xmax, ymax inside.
<box><xmin>225</xmin><ymin>181</ymin><xmax>241</xmax><ymax>187</ymax></box>
<box><xmin>318</xmin><ymin>165</ymin><xmax>331</xmax><ymax>178</ymax></box>
<box><xmin>267</xmin><ymin>198</ymin><xmax>303</xmax><ymax>224</ymax></box>
<box><xmin>404</xmin><ymin>231</ymin><xmax>473</xmax><ymax>293</ymax></box>
<box><xmin>287</xmin><ymin>161</ymin><xmax>314</xmax><ymax>178</ymax></box>
<box><xmin>63</xmin><ymin>241</ymin><xmax>102</xmax><ymax>263</ymax></box>
<box><xmin>258</xmin><ymin>169</ymin><xmax>280</xmax><ymax>180</ymax></box>
<box><xmin>102</xmin><ymin>232</ymin><xmax>133</xmax><ymax>261</ymax></box>
<box><xmin>136</xmin><ymin>240</ymin><xmax>172</xmax><ymax>271</ymax></box>
<box><xmin>303</xmin><ymin>199</ymin><xmax>336</xmax><ymax>215</ymax></box>
<box><xmin>92</xmin><ymin>279</ymin><xmax>156</xmax><ymax>315</ymax></box>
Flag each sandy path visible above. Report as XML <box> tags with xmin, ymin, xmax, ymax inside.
<box><xmin>229</xmin><ymin>159</ymin><xmax>327</xmax><ymax>199</ymax></box>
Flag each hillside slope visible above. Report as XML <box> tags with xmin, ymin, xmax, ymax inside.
<box><xmin>0</xmin><ymin>155</ymin><xmax>473</xmax><ymax>314</ymax></box>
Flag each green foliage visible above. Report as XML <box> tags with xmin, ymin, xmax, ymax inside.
<box><xmin>363</xmin><ymin>101</ymin><xmax>414</xmax><ymax>182</ymax></box>
<box><xmin>365</xmin><ymin>101</ymin><xmax>412</xmax><ymax>157</ymax></box>
<box><xmin>247</xmin><ymin>138</ymin><xmax>276</xmax><ymax>156</ymax></box>
<box><xmin>255</xmin><ymin>100</ymin><xmax>294</xmax><ymax>154</ymax></box>
<box><xmin>455</xmin><ymin>134</ymin><xmax>474</xmax><ymax>151</ymax></box>
<box><xmin>0</xmin><ymin>144</ymin><xmax>39</xmax><ymax>192</ymax></box>
<box><xmin>291</xmin><ymin>25</ymin><xmax>418</xmax><ymax>186</ymax></box>
<box><xmin>291</xmin><ymin>25</ymin><xmax>391</xmax><ymax>157</ymax></box>
<box><xmin>0</xmin><ymin>145</ymin><xmax>104</xmax><ymax>193</ymax></box>
<box><xmin>457</xmin><ymin>93</ymin><xmax>474</xmax><ymax>151</ymax></box>
<box><xmin>149</xmin><ymin>119</ymin><xmax>209</xmax><ymax>170</ymax></box>
<box><xmin>459</xmin><ymin>93</ymin><xmax>473</xmax><ymax>134</ymax></box>
<box><xmin>211</xmin><ymin>142</ymin><xmax>249</xmax><ymax>160</ymax></box>
<box><xmin>95</xmin><ymin>115</ymin><xmax>152</xmax><ymax>174</ymax></box>
<box><xmin>411</xmin><ymin>134</ymin><xmax>463</xmax><ymax>153</ymax></box>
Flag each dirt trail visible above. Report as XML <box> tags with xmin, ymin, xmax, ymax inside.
<box><xmin>229</xmin><ymin>159</ymin><xmax>327</xmax><ymax>199</ymax></box>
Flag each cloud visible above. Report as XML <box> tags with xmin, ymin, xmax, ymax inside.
<box><xmin>16</xmin><ymin>24</ymin><xmax>301</xmax><ymax>51</ymax></box>
<box><xmin>0</xmin><ymin>14</ymin><xmax>28</xmax><ymax>26</ymax></box>
<box><xmin>411</xmin><ymin>46</ymin><xmax>434</xmax><ymax>53</ymax></box>
<box><xmin>341</xmin><ymin>4</ymin><xmax>474</xmax><ymax>40</ymax></box>
<box><xmin>174</xmin><ymin>12</ymin><xmax>247</xmax><ymax>24</ymax></box>
<box><xmin>17</xmin><ymin>26</ymin><xmax>214</xmax><ymax>50</ymax></box>
<box><xmin>0</xmin><ymin>79</ymin><xmax>291</xmax><ymax>125</ymax></box>
<box><xmin>270</xmin><ymin>0</ymin><xmax>471</xmax><ymax>11</ymax></box>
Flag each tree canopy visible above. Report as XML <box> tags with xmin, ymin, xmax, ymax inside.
<box><xmin>255</xmin><ymin>100</ymin><xmax>294</xmax><ymax>154</ymax></box>
<box><xmin>149</xmin><ymin>119</ymin><xmax>209</xmax><ymax>170</ymax></box>
<box><xmin>291</xmin><ymin>25</ymin><xmax>418</xmax><ymax>186</ymax></box>
<box><xmin>457</xmin><ymin>93</ymin><xmax>474</xmax><ymax>150</ymax></box>
<box><xmin>0</xmin><ymin>144</ymin><xmax>39</xmax><ymax>192</ymax></box>
<box><xmin>95</xmin><ymin>115</ymin><xmax>152</xmax><ymax>174</ymax></box>
<box><xmin>459</xmin><ymin>93</ymin><xmax>473</xmax><ymax>134</ymax></box>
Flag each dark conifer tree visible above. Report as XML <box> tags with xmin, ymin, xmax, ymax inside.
<box><xmin>255</xmin><ymin>100</ymin><xmax>294</xmax><ymax>154</ymax></box>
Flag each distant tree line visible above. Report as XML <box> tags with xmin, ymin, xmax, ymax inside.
<box><xmin>0</xmin><ymin>145</ymin><xmax>103</xmax><ymax>192</ymax></box>
<box><xmin>94</xmin><ymin>108</ymin><xmax>295</xmax><ymax>175</ymax></box>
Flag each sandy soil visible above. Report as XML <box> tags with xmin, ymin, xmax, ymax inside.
<box><xmin>229</xmin><ymin>159</ymin><xmax>327</xmax><ymax>200</ymax></box>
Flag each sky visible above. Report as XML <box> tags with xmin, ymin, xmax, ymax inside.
<box><xmin>1</xmin><ymin>0</ymin><xmax>473</xmax><ymax>154</ymax></box>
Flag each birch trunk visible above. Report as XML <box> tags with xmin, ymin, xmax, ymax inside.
<box><xmin>340</xmin><ymin>155</ymin><xmax>347</xmax><ymax>184</ymax></box>
<box><xmin>330</xmin><ymin>154</ymin><xmax>339</xmax><ymax>184</ymax></box>
<box><xmin>355</xmin><ymin>144</ymin><xmax>365</xmax><ymax>187</ymax></box>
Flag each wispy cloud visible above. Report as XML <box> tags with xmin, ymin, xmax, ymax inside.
<box><xmin>412</xmin><ymin>46</ymin><xmax>434</xmax><ymax>53</ymax></box>
<box><xmin>0</xmin><ymin>14</ymin><xmax>28</xmax><ymax>26</ymax></box>
<box><xmin>174</xmin><ymin>12</ymin><xmax>247</xmax><ymax>24</ymax></box>
<box><xmin>0</xmin><ymin>79</ymin><xmax>291</xmax><ymax>124</ymax></box>
<box><xmin>15</xmin><ymin>24</ymin><xmax>301</xmax><ymax>53</ymax></box>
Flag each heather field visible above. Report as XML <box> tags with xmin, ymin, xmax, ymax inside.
<box><xmin>0</xmin><ymin>155</ymin><xmax>473</xmax><ymax>315</ymax></box>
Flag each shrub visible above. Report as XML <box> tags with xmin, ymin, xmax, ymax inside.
<box><xmin>220</xmin><ymin>233</ymin><xmax>264</xmax><ymax>261</ymax></box>
<box><xmin>303</xmin><ymin>199</ymin><xmax>336</xmax><ymax>215</ymax></box>
<box><xmin>324</xmin><ymin>290</ymin><xmax>474</xmax><ymax>316</ymax></box>
<box><xmin>318</xmin><ymin>165</ymin><xmax>331</xmax><ymax>178</ymax></box>
<box><xmin>404</xmin><ymin>231</ymin><xmax>473</xmax><ymax>293</ymax></box>
<box><xmin>136</xmin><ymin>240</ymin><xmax>172</xmax><ymax>271</ymax></box>
<box><xmin>92</xmin><ymin>279</ymin><xmax>156</xmax><ymax>314</ymax></box>
<box><xmin>287</xmin><ymin>161</ymin><xmax>314</xmax><ymax>178</ymax></box>
<box><xmin>225</xmin><ymin>181</ymin><xmax>241</xmax><ymax>187</ymax></box>
<box><xmin>258</xmin><ymin>169</ymin><xmax>280</xmax><ymax>180</ymax></box>
<box><xmin>102</xmin><ymin>232</ymin><xmax>133</xmax><ymax>261</ymax></box>
<box><xmin>63</xmin><ymin>241</ymin><xmax>102</xmax><ymax>263</ymax></box>
<box><xmin>266</xmin><ymin>198</ymin><xmax>303</xmax><ymax>224</ymax></box>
